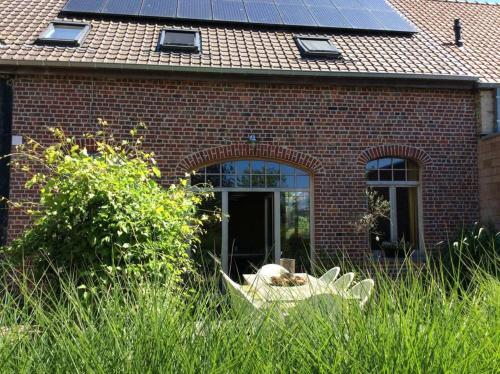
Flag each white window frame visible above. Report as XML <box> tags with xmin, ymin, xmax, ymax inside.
<box><xmin>367</xmin><ymin>163</ymin><xmax>425</xmax><ymax>254</ymax></box>
<box><xmin>192</xmin><ymin>159</ymin><xmax>313</xmax><ymax>273</ymax></box>
<box><xmin>36</xmin><ymin>21</ymin><xmax>90</xmax><ymax>47</ymax></box>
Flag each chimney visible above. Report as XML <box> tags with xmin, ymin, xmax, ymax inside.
<box><xmin>454</xmin><ymin>18</ymin><xmax>463</xmax><ymax>47</ymax></box>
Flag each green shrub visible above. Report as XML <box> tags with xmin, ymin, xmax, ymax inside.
<box><xmin>2</xmin><ymin>121</ymin><xmax>211</xmax><ymax>285</ymax></box>
<box><xmin>439</xmin><ymin>223</ymin><xmax>499</xmax><ymax>289</ymax></box>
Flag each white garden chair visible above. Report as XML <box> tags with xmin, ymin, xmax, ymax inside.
<box><xmin>329</xmin><ymin>272</ymin><xmax>355</xmax><ymax>294</ymax></box>
<box><xmin>220</xmin><ymin>271</ymin><xmax>264</xmax><ymax>314</ymax></box>
<box><xmin>348</xmin><ymin>279</ymin><xmax>375</xmax><ymax>307</ymax></box>
<box><xmin>319</xmin><ymin>267</ymin><xmax>340</xmax><ymax>285</ymax></box>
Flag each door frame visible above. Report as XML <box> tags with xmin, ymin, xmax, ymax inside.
<box><xmin>219</xmin><ymin>188</ymin><xmax>311</xmax><ymax>273</ymax></box>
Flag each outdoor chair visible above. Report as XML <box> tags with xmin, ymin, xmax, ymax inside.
<box><xmin>319</xmin><ymin>267</ymin><xmax>340</xmax><ymax>285</ymax></box>
<box><xmin>348</xmin><ymin>279</ymin><xmax>375</xmax><ymax>307</ymax></box>
<box><xmin>330</xmin><ymin>272</ymin><xmax>355</xmax><ymax>293</ymax></box>
<box><xmin>220</xmin><ymin>271</ymin><xmax>264</xmax><ymax>314</ymax></box>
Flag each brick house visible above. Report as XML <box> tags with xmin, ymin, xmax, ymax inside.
<box><xmin>0</xmin><ymin>0</ymin><xmax>498</xmax><ymax>276</ymax></box>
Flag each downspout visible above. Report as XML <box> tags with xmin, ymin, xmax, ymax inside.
<box><xmin>0</xmin><ymin>79</ymin><xmax>12</xmax><ymax>246</ymax></box>
<box><xmin>495</xmin><ymin>87</ymin><xmax>500</xmax><ymax>133</ymax></box>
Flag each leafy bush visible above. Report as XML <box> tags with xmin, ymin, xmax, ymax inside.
<box><xmin>2</xmin><ymin>121</ymin><xmax>211</xmax><ymax>285</ymax></box>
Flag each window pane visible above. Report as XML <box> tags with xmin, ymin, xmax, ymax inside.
<box><xmin>266</xmin><ymin>175</ymin><xmax>279</xmax><ymax>187</ymax></box>
<box><xmin>191</xmin><ymin>173</ymin><xmax>205</xmax><ymax>185</ymax></box>
<box><xmin>280</xmin><ymin>164</ymin><xmax>296</xmax><ymax>175</ymax></box>
<box><xmin>164</xmin><ymin>31</ymin><xmax>196</xmax><ymax>46</ymax></box>
<box><xmin>206</xmin><ymin>174</ymin><xmax>220</xmax><ymax>187</ymax></box>
<box><xmin>195</xmin><ymin>192</ymin><xmax>222</xmax><ymax>275</ymax></box>
<box><xmin>266</xmin><ymin>162</ymin><xmax>280</xmax><ymax>175</ymax></box>
<box><xmin>222</xmin><ymin>175</ymin><xmax>235</xmax><ymax>187</ymax></box>
<box><xmin>48</xmin><ymin>25</ymin><xmax>83</xmax><ymax>40</ymax></box>
<box><xmin>379</xmin><ymin>169</ymin><xmax>392</xmax><ymax>181</ymax></box>
<box><xmin>378</xmin><ymin>158</ymin><xmax>392</xmax><ymax>169</ymax></box>
<box><xmin>235</xmin><ymin>160</ymin><xmax>251</xmax><ymax>175</ymax></box>
<box><xmin>370</xmin><ymin>187</ymin><xmax>391</xmax><ymax>252</ymax></box>
<box><xmin>396</xmin><ymin>187</ymin><xmax>419</xmax><ymax>249</ymax></box>
<box><xmin>296</xmin><ymin>167</ymin><xmax>308</xmax><ymax>176</ymax></box>
<box><xmin>407</xmin><ymin>169</ymin><xmax>419</xmax><ymax>181</ymax></box>
<box><xmin>366</xmin><ymin>169</ymin><xmax>378</xmax><ymax>181</ymax></box>
<box><xmin>392</xmin><ymin>158</ymin><xmax>406</xmax><ymax>169</ymax></box>
<box><xmin>280</xmin><ymin>175</ymin><xmax>295</xmax><ymax>188</ymax></box>
<box><xmin>252</xmin><ymin>175</ymin><xmax>265</xmax><ymax>188</ymax></box>
<box><xmin>252</xmin><ymin>160</ymin><xmax>265</xmax><ymax>174</ymax></box>
<box><xmin>281</xmin><ymin>192</ymin><xmax>310</xmax><ymax>272</ymax></box>
<box><xmin>206</xmin><ymin>164</ymin><xmax>220</xmax><ymax>174</ymax></box>
<box><xmin>407</xmin><ymin>159</ymin><xmax>418</xmax><ymax>169</ymax></box>
<box><xmin>222</xmin><ymin>162</ymin><xmax>235</xmax><ymax>175</ymax></box>
<box><xmin>366</xmin><ymin>160</ymin><xmax>378</xmax><ymax>170</ymax></box>
<box><xmin>236</xmin><ymin>174</ymin><xmax>250</xmax><ymax>187</ymax></box>
<box><xmin>295</xmin><ymin>176</ymin><xmax>310</xmax><ymax>189</ymax></box>
<box><xmin>393</xmin><ymin>169</ymin><xmax>406</xmax><ymax>181</ymax></box>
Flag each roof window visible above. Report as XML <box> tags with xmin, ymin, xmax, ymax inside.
<box><xmin>36</xmin><ymin>22</ymin><xmax>90</xmax><ymax>47</ymax></box>
<box><xmin>158</xmin><ymin>29</ymin><xmax>201</xmax><ymax>53</ymax></box>
<box><xmin>294</xmin><ymin>36</ymin><xmax>341</xmax><ymax>59</ymax></box>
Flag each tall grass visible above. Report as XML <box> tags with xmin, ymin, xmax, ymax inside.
<box><xmin>0</xmin><ymin>259</ymin><xmax>498</xmax><ymax>373</ymax></box>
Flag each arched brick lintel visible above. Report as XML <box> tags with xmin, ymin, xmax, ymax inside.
<box><xmin>358</xmin><ymin>145</ymin><xmax>433</xmax><ymax>167</ymax></box>
<box><xmin>175</xmin><ymin>144</ymin><xmax>324</xmax><ymax>176</ymax></box>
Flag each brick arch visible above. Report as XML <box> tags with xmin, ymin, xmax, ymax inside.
<box><xmin>358</xmin><ymin>145</ymin><xmax>433</xmax><ymax>167</ymax></box>
<box><xmin>176</xmin><ymin>144</ymin><xmax>324</xmax><ymax>175</ymax></box>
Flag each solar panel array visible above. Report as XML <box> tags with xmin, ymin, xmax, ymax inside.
<box><xmin>62</xmin><ymin>0</ymin><xmax>417</xmax><ymax>33</ymax></box>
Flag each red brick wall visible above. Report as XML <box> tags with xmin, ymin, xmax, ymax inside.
<box><xmin>7</xmin><ymin>74</ymin><xmax>479</xmax><ymax>259</ymax></box>
<box><xmin>479</xmin><ymin>134</ymin><xmax>500</xmax><ymax>229</ymax></box>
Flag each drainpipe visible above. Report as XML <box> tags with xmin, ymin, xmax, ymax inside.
<box><xmin>0</xmin><ymin>79</ymin><xmax>12</xmax><ymax>246</ymax></box>
<box><xmin>496</xmin><ymin>87</ymin><xmax>500</xmax><ymax>133</ymax></box>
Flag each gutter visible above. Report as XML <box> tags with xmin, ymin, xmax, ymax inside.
<box><xmin>0</xmin><ymin>58</ymin><xmax>480</xmax><ymax>83</ymax></box>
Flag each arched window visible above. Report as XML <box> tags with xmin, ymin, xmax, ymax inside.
<box><xmin>365</xmin><ymin>158</ymin><xmax>420</xmax><ymax>257</ymax></box>
<box><xmin>191</xmin><ymin>159</ymin><xmax>311</xmax><ymax>279</ymax></box>
<box><xmin>191</xmin><ymin>160</ymin><xmax>310</xmax><ymax>190</ymax></box>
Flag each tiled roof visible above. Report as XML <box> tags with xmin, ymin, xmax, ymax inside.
<box><xmin>0</xmin><ymin>0</ymin><xmax>498</xmax><ymax>83</ymax></box>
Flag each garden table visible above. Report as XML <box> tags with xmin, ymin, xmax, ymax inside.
<box><xmin>242</xmin><ymin>273</ymin><xmax>326</xmax><ymax>302</ymax></box>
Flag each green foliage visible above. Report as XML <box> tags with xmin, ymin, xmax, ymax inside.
<box><xmin>353</xmin><ymin>189</ymin><xmax>390</xmax><ymax>233</ymax></box>
<box><xmin>439</xmin><ymin>223</ymin><xmax>499</xmax><ymax>289</ymax></box>
<box><xmin>2</xmin><ymin>121</ymin><xmax>211</xmax><ymax>284</ymax></box>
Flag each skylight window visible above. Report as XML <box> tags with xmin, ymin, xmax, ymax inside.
<box><xmin>294</xmin><ymin>36</ymin><xmax>341</xmax><ymax>59</ymax></box>
<box><xmin>158</xmin><ymin>29</ymin><xmax>201</xmax><ymax>53</ymax></box>
<box><xmin>37</xmin><ymin>22</ymin><xmax>90</xmax><ymax>47</ymax></box>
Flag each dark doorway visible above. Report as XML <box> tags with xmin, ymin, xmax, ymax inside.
<box><xmin>228</xmin><ymin>192</ymin><xmax>273</xmax><ymax>280</ymax></box>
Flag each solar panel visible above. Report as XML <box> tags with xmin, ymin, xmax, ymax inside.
<box><xmin>63</xmin><ymin>0</ymin><xmax>106</xmax><ymax>13</ymax></box>
<box><xmin>61</xmin><ymin>0</ymin><xmax>418</xmax><ymax>34</ymax></box>
<box><xmin>178</xmin><ymin>0</ymin><xmax>213</xmax><ymax>20</ymax></box>
<box><xmin>308</xmin><ymin>6</ymin><xmax>351</xmax><ymax>29</ymax></box>
<box><xmin>140</xmin><ymin>0</ymin><xmax>177</xmax><ymax>18</ymax></box>
<box><xmin>274</xmin><ymin>0</ymin><xmax>303</xmax><ymax>5</ymax></box>
<box><xmin>103</xmin><ymin>0</ymin><xmax>142</xmax><ymax>15</ymax></box>
<box><xmin>357</xmin><ymin>0</ymin><xmax>392</xmax><ymax>11</ymax></box>
<box><xmin>302</xmin><ymin>0</ymin><xmax>331</xmax><ymax>6</ymax></box>
<box><xmin>331</xmin><ymin>0</ymin><xmax>363</xmax><ymax>9</ymax></box>
<box><xmin>339</xmin><ymin>8</ymin><xmax>383</xmax><ymax>30</ymax></box>
<box><xmin>212</xmin><ymin>0</ymin><xmax>247</xmax><ymax>23</ymax></box>
<box><xmin>244</xmin><ymin>2</ymin><xmax>282</xmax><ymax>24</ymax></box>
<box><xmin>371</xmin><ymin>10</ymin><xmax>417</xmax><ymax>33</ymax></box>
<box><xmin>277</xmin><ymin>5</ymin><xmax>316</xmax><ymax>27</ymax></box>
